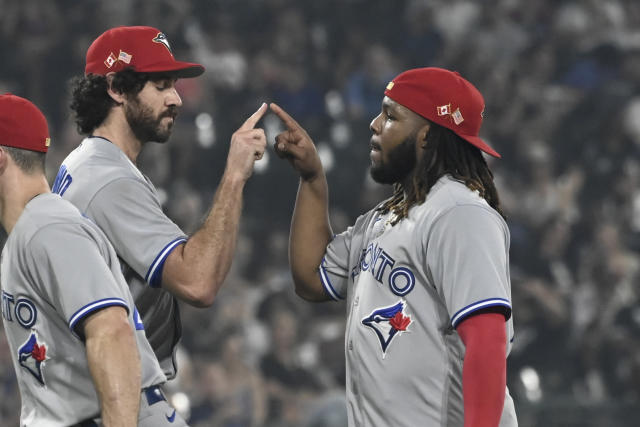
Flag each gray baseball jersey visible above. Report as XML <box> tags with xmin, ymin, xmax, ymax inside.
<box><xmin>320</xmin><ymin>176</ymin><xmax>518</xmax><ymax>427</ymax></box>
<box><xmin>0</xmin><ymin>193</ymin><xmax>166</xmax><ymax>426</ymax></box>
<box><xmin>53</xmin><ymin>136</ymin><xmax>187</xmax><ymax>379</ymax></box>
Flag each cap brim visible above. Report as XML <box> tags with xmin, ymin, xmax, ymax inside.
<box><xmin>460</xmin><ymin>134</ymin><xmax>501</xmax><ymax>158</ymax></box>
<box><xmin>140</xmin><ymin>60</ymin><xmax>205</xmax><ymax>78</ymax></box>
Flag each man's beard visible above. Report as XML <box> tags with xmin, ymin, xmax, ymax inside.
<box><xmin>370</xmin><ymin>133</ymin><xmax>417</xmax><ymax>184</ymax></box>
<box><xmin>124</xmin><ymin>96</ymin><xmax>177</xmax><ymax>143</ymax></box>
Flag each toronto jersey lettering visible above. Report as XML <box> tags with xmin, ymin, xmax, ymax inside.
<box><xmin>53</xmin><ymin>136</ymin><xmax>187</xmax><ymax>379</ymax></box>
<box><xmin>319</xmin><ymin>176</ymin><xmax>518</xmax><ymax>427</ymax></box>
<box><xmin>0</xmin><ymin>193</ymin><xmax>165</xmax><ymax>426</ymax></box>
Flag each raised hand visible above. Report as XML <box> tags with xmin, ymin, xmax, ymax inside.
<box><xmin>270</xmin><ymin>103</ymin><xmax>324</xmax><ymax>182</ymax></box>
<box><xmin>225</xmin><ymin>103</ymin><xmax>268</xmax><ymax>182</ymax></box>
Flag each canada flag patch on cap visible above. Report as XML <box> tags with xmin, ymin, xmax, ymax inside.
<box><xmin>104</xmin><ymin>52</ymin><xmax>117</xmax><ymax>68</ymax></box>
<box><xmin>437</xmin><ymin>104</ymin><xmax>451</xmax><ymax>116</ymax></box>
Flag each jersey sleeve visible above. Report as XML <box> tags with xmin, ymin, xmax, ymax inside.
<box><xmin>26</xmin><ymin>224</ymin><xmax>131</xmax><ymax>339</ymax></box>
<box><xmin>426</xmin><ymin>205</ymin><xmax>512</xmax><ymax>328</ymax></box>
<box><xmin>87</xmin><ymin>177</ymin><xmax>187</xmax><ymax>288</ymax></box>
<box><xmin>319</xmin><ymin>228</ymin><xmax>354</xmax><ymax>301</ymax></box>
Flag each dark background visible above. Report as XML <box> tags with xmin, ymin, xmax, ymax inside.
<box><xmin>2</xmin><ymin>1</ymin><xmax>640</xmax><ymax>425</ymax></box>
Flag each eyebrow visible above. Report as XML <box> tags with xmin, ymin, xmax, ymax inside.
<box><xmin>382</xmin><ymin>99</ymin><xmax>393</xmax><ymax>110</ymax></box>
<box><xmin>382</xmin><ymin>99</ymin><xmax>401</xmax><ymax>115</ymax></box>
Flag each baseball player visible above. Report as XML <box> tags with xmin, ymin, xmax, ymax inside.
<box><xmin>272</xmin><ymin>68</ymin><xmax>518</xmax><ymax>426</ymax></box>
<box><xmin>53</xmin><ymin>26</ymin><xmax>267</xmax><ymax>380</ymax></box>
<box><xmin>0</xmin><ymin>94</ymin><xmax>190</xmax><ymax>426</ymax></box>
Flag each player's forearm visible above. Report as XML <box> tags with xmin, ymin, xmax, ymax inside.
<box><xmin>289</xmin><ymin>175</ymin><xmax>333</xmax><ymax>301</ymax></box>
<box><xmin>168</xmin><ymin>171</ymin><xmax>245</xmax><ymax>306</ymax></box>
<box><xmin>84</xmin><ymin>307</ymin><xmax>141</xmax><ymax>427</ymax></box>
<box><xmin>459</xmin><ymin>313</ymin><xmax>506</xmax><ymax>427</ymax></box>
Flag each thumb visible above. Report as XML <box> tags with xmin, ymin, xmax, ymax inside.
<box><xmin>274</xmin><ymin>139</ymin><xmax>306</xmax><ymax>159</ymax></box>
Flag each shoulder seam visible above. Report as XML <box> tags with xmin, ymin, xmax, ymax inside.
<box><xmin>85</xmin><ymin>176</ymin><xmax>149</xmax><ymax>212</ymax></box>
<box><xmin>426</xmin><ymin>202</ymin><xmax>502</xmax><ymax>245</ymax></box>
<box><xmin>25</xmin><ymin>220</ymin><xmax>93</xmax><ymax>251</ymax></box>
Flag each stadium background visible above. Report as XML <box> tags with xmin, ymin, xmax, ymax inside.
<box><xmin>2</xmin><ymin>0</ymin><xmax>640</xmax><ymax>425</ymax></box>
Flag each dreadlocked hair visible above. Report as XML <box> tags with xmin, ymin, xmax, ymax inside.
<box><xmin>377</xmin><ymin>121</ymin><xmax>505</xmax><ymax>225</ymax></box>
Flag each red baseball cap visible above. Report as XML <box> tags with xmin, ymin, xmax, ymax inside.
<box><xmin>85</xmin><ymin>26</ymin><xmax>205</xmax><ymax>78</ymax></box>
<box><xmin>0</xmin><ymin>94</ymin><xmax>50</xmax><ymax>153</ymax></box>
<box><xmin>384</xmin><ymin>67</ymin><xmax>500</xmax><ymax>158</ymax></box>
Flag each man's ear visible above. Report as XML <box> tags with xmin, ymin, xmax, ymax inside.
<box><xmin>418</xmin><ymin>122</ymin><xmax>431</xmax><ymax>149</ymax></box>
<box><xmin>0</xmin><ymin>146</ymin><xmax>10</xmax><ymax>175</ymax></box>
<box><xmin>105</xmin><ymin>73</ymin><xmax>125</xmax><ymax>105</ymax></box>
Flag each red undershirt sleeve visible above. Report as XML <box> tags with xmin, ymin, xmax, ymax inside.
<box><xmin>457</xmin><ymin>312</ymin><xmax>507</xmax><ymax>427</ymax></box>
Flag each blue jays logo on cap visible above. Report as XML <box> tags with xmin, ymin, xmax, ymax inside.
<box><xmin>18</xmin><ymin>331</ymin><xmax>48</xmax><ymax>385</ymax></box>
<box><xmin>152</xmin><ymin>32</ymin><xmax>172</xmax><ymax>53</ymax></box>
<box><xmin>362</xmin><ymin>300</ymin><xmax>412</xmax><ymax>358</ymax></box>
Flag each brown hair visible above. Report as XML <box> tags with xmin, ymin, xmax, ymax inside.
<box><xmin>69</xmin><ymin>68</ymin><xmax>175</xmax><ymax>135</ymax></box>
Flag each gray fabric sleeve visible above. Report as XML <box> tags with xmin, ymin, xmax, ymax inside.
<box><xmin>319</xmin><ymin>227</ymin><xmax>354</xmax><ymax>301</ymax></box>
<box><xmin>26</xmin><ymin>224</ymin><xmax>130</xmax><ymax>339</ymax></box>
<box><xmin>425</xmin><ymin>204</ymin><xmax>512</xmax><ymax>328</ymax></box>
<box><xmin>87</xmin><ymin>177</ymin><xmax>187</xmax><ymax>287</ymax></box>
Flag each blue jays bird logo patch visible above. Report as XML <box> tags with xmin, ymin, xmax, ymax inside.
<box><xmin>18</xmin><ymin>331</ymin><xmax>48</xmax><ymax>385</ymax></box>
<box><xmin>362</xmin><ymin>300</ymin><xmax>412</xmax><ymax>358</ymax></box>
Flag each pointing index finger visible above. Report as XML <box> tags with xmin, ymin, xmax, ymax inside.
<box><xmin>270</xmin><ymin>102</ymin><xmax>302</xmax><ymax>131</ymax></box>
<box><xmin>240</xmin><ymin>102</ymin><xmax>268</xmax><ymax>130</ymax></box>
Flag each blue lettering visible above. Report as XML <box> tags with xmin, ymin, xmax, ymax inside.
<box><xmin>361</xmin><ymin>244</ymin><xmax>373</xmax><ymax>271</ymax></box>
<box><xmin>351</xmin><ymin>249</ymin><xmax>366</xmax><ymax>280</ymax></box>
<box><xmin>15</xmin><ymin>298</ymin><xmax>37</xmax><ymax>328</ymax></box>
<box><xmin>1</xmin><ymin>290</ymin><xmax>14</xmax><ymax>321</ymax></box>
<box><xmin>389</xmin><ymin>267</ymin><xmax>415</xmax><ymax>296</ymax></box>
<box><xmin>2</xmin><ymin>292</ymin><xmax>38</xmax><ymax>328</ymax></box>
<box><xmin>52</xmin><ymin>165</ymin><xmax>73</xmax><ymax>196</ymax></box>
<box><xmin>351</xmin><ymin>265</ymin><xmax>360</xmax><ymax>281</ymax></box>
<box><xmin>360</xmin><ymin>242</ymin><xmax>396</xmax><ymax>284</ymax></box>
<box><xmin>373</xmin><ymin>250</ymin><xmax>395</xmax><ymax>282</ymax></box>
<box><xmin>133</xmin><ymin>308</ymin><xmax>145</xmax><ymax>331</ymax></box>
<box><xmin>356</xmin><ymin>242</ymin><xmax>416</xmax><ymax>296</ymax></box>
<box><xmin>370</xmin><ymin>245</ymin><xmax>382</xmax><ymax>271</ymax></box>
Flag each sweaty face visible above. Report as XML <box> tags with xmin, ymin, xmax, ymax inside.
<box><xmin>369</xmin><ymin>96</ymin><xmax>426</xmax><ymax>185</ymax></box>
<box><xmin>124</xmin><ymin>79</ymin><xmax>180</xmax><ymax>144</ymax></box>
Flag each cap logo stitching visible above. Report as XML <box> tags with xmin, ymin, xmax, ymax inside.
<box><xmin>118</xmin><ymin>50</ymin><xmax>132</xmax><ymax>64</ymax></box>
<box><xmin>452</xmin><ymin>108</ymin><xmax>464</xmax><ymax>125</ymax></box>
<box><xmin>104</xmin><ymin>52</ymin><xmax>117</xmax><ymax>68</ymax></box>
<box><xmin>386</xmin><ymin>81</ymin><xmax>394</xmax><ymax>90</ymax></box>
<box><xmin>437</xmin><ymin>104</ymin><xmax>451</xmax><ymax>116</ymax></box>
<box><xmin>152</xmin><ymin>32</ymin><xmax>172</xmax><ymax>54</ymax></box>
<box><xmin>45</xmin><ymin>138</ymin><xmax>50</xmax><ymax>147</ymax></box>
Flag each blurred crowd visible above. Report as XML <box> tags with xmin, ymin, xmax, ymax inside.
<box><xmin>2</xmin><ymin>0</ymin><xmax>640</xmax><ymax>426</ymax></box>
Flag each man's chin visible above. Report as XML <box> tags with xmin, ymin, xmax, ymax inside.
<box><xmin>370</xmin><ymin>168</ymin><xmax>397</xmax><ymax>185</ymax></box>
<box><xmin>153</xmin><ymin>135</ymin><xmax>171</xmax><ymax>143</ymax></box>
<box><xmin>153</xmin><ymin>126</ymin><xmax>173</xmax><ymax>143</ymax></box>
